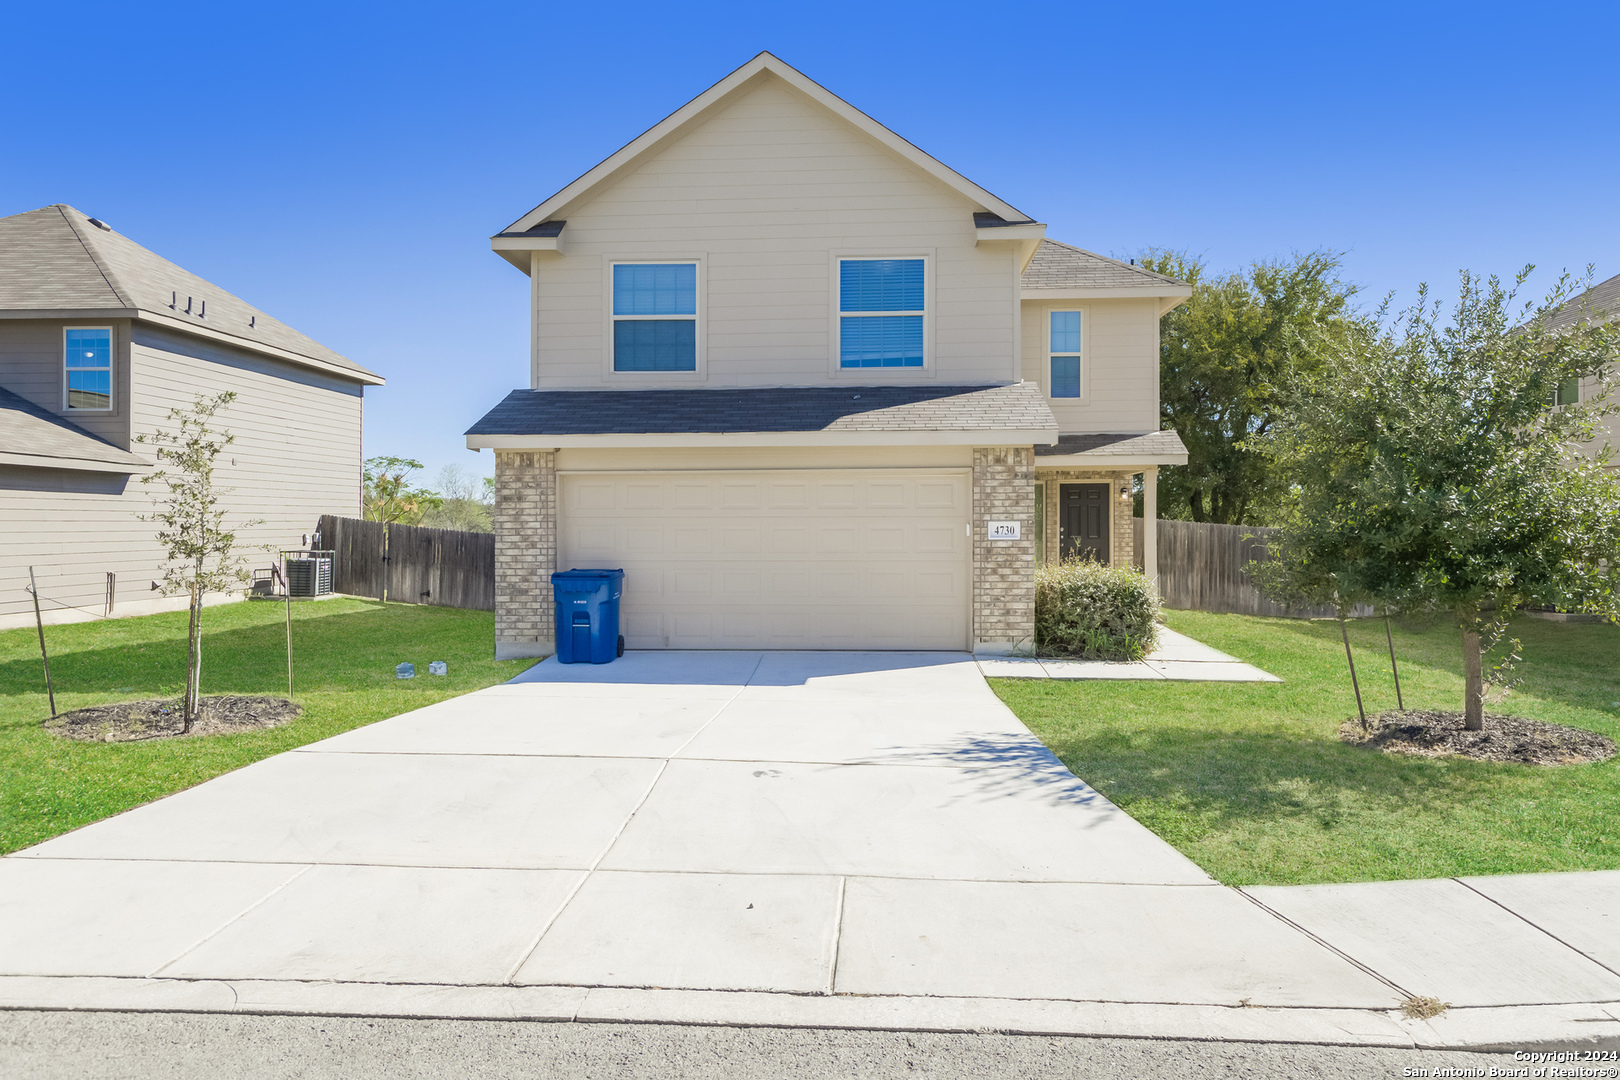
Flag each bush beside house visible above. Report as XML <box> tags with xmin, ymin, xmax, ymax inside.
<box><xmin>1034</xmin><ymin>561</ymin><xmax>1160</xmax><ymax>660</ymax></box>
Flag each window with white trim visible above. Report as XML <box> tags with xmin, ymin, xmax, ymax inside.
<box><xmin>1553</xmin><ymin>376</ymin><xmax>1580</xmax><ymax>407</ymax></box>
<box><xmin>612</xmin><ymin>262</ymin><xmax>697</xmax><ymax>372</ymax></box>
<box><xmin>839</xmin><ymin>258</ymin><xmax>924</xmax><ymax>368</ymax></box>
<box><xmin>64</xmin><ymin>327</ymin><xmax>113</xmax><ymax>410</ymax></box>
<box><xmin>1049</xmin><ymin>310</ymin><xmax>1081</xmax><ymax>398</ymax></box>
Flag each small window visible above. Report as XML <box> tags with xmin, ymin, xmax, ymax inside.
<box><xmin>1050</xmin><ymin>311</ymin><xmax>1081</xmax><ymax>398</ymax></box>
<box><xmin>1554</xmin><ymin>376</ymin><xmax>1579</xmax><ymax>407</ymax></box>
<box><xmin>839</xmin><ymin>258</ymin><xmax>924</xmax><ymax>368</ymax></box>
<box><xmin>64</xmin><ymin>327</ymin><xmax>112</xmax><ymax>410</ymax></box>
<box><xmin>612</xmin><ymin>263</ymin><xmax>697</xmax><ymax>372</ymax></box>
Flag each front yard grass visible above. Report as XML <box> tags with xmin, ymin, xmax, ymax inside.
<box><xmin>0</xmin><ymin>599</ymin><xmax>533</xmax><ymax>855</ymax></box>
<box><xmin>993</xmin><ymin>609</ymin><xmax>1620</xmax><ymax>886</ymax></box>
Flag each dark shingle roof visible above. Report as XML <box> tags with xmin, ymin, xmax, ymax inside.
<box><xmin>0</xmin><ymin>385</ymin><xmax>147</xmax><ymax>470</ymax></box>
<box><xmin>0</xmin><ymin>205</ymin><xmax>380</xmax><ymax>382</ymax></box>
<box><xmin>1021</xmin><ymin>238</ymin><xmax>1188</xmax><ymax>291</ymax></box>
<box><xmin>1034</xmin><ymin>431</ymin><xmax>1188</xmax><ymax>458</ymax></box>
<box><xmin>1542</xmin><ymin>270</ymin><xmax>1620</xmax><ymax>333</ymax></box>
<box><xmin>468</xmin><ymin>383</ymin><xmax>1057</xmax><ymax>437</ymax></box>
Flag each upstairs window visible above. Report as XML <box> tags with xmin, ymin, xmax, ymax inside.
<box><xmin>1049</xmin><ymin>311</ymin><xmax>1081</xmax><ymax>398</ymax></box>
<box><xmin>612</xmin><ymin>263</ymin><xmax>697</xmax><ymax>372</ymax></box>
<box><xmin>839</xmin><ymin>258</ymin><xmax>924</xmax><ymax>368</ymax></box>
<box><xmin>1553</xmin><ymin>376</ymin><xmax>1580</xmax><ymax>407</ymax></box>
<box><xmin>64</xmin><ymin>327</ymin><xmax>112</xmax><ymax>410</ymax></box>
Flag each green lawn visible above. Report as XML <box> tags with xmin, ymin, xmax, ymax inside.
<box><xmin>0</xmin><ymin>599</ymin><xmax>534</xmax><ymax>855</ymax></box>
<box><xmin>993</xmin><ymin>610</ymin><xmax>1620</xmax><ymax>886</ymax></box>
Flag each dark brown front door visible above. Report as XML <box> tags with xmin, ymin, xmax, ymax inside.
<box><xmin>1059</xmin><ymin>484</ymin><xmax>1109</xmax><ymax>562</ymax></box>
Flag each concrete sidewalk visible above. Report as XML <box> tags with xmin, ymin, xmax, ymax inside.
<box><xmin>977</xmin><ymin>627</ymin><xmax>1282</xmax><ymax>682</ymax></box>
<box><xmin>0</xmin><ymin>651</ymin><xmax>1615</xmax><ymax>1051</ymax></box>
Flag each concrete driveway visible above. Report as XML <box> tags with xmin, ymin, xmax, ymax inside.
<box><xmin>3</xmin><ymin>651</ymin><xmax>1611</xmax><ymax>1049</ymax></box>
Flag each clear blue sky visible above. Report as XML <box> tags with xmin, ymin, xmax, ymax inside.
<box><xmin>5</xmin><ymin>1</ymin><xmax>1616</xmax><ymax>483</ymax></box>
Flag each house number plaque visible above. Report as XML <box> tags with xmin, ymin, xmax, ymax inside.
<box><xmin>987</xmin><ymin>521</ymin><xmax>1021</xmax><ymax>540</ymax></box>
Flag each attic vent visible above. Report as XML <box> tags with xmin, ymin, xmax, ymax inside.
<box><xmin>86</xmin><ymin>218</ymin><xmax>112</xmax><ymax>231</ymax></box>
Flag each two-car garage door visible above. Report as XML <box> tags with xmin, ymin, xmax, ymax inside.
<box><xmin>558</xmin><ymin>469</ymin><xmax>970</xmax><ymax>650</ymax></box>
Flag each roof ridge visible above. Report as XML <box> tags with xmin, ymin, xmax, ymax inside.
<box><xmin>1038</xmin><ymin>237</ymin><xmax>1186</xmax><ymax>287</ymax></box>
<box><xmin>55</xmin><ymin>204</ymin><xmax>132</xmax><ymax>307</ymax></box>
<box><xmin>503</xmin><ymin>52</ymin><xmax>1030</xmax><ymax>234</ymax></box>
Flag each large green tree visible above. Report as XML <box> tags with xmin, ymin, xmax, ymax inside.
<box><xmin>1260</xmin><ymin>268</ymin><xmax>1620</xmax><ymax>730</ymax></box>
<box><xmin>362</xmin><ymin>456</ymin><xmax>442</xmax><ymax>525</ymax></box>
<box><xmin>1140</xmin><ymin>250</ymin><xmax>1362</xmax><ymax>524</ymax></box>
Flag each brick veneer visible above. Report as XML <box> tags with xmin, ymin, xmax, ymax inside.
<box><xmin>493</xmin><ymin>450</ymin><xmax>556</xmax><ymax>659</ymax></box>
<box><xmin>972</xmin><ymin>446</ymin><xmax>1036</xmax><ymax>653</ymax></box>
<box><xmin>1038</xmin><ymin>468</ymin><xmax>1136</xmax><ymax>569</ymax></box>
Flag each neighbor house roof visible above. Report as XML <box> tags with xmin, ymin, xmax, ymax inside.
<box><xmin>466</xmin><ymin>383</ymin><xmax>1058</xmax><ymax>448</ymax></box>
<box><xmin>499</xmin><ymin>52</ymin><xmax>1036</xmax><ymax>238</ymax></box>
<box><xmin>0</xmin><ymin>205</ymin><xmax>383</xmax><ymax>385</ymax></box>
<box><xmin>1034</xmin><ymin>430</ymin><xmax>1188</xmax><ymax>466</ymax></box>
<box><xmin>1021</xmin><ymin>239</ymin><xmax>1190</xmax><ymax>295</ymax></box>
<box><xmin>0</xmin><ymin>384</ymin><xmax>149</xmax><ymax>473</ymax></box>
<box><xmin>1542</xmin><ymin>270</ymin><xmax>1620</xmax><ymax>333</ymax></box>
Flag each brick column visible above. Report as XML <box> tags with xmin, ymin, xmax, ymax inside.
<box><xmin>972</xmin><ymin>446</ymin><xmax>1035</xmax><ymax>655</ymax></box>
<box><xmin>493</xmin><ymin>449</ymin><xmax>556</xmax><ymax>660</ymax></box>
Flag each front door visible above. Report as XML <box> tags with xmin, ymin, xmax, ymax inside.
<box><xmin>1059</xmin><ymin>483</ymin><xmax>1110</xmax><ymax>562</ymax></box>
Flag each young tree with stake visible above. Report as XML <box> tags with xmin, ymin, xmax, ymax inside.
<box><xmin>137</xmin><ymin>392</ymin><xmax>260</xmax><ymax>732</ymax></box>
<box><xmin>1261</xmin><ymin>268</ymin><xmax>1620</xmax><ymax>730</ymax></box>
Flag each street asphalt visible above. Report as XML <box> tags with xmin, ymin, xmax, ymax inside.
<box><xmin>0</xmin><ymin>1011</ymin><xmax>1531</xmax><ymax>1079</ymax></box>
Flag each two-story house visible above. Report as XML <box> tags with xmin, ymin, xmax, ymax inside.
<box><xmin>0</xmin><ymin>204</ymin><xmax>384</xmax><ymax>629</ymax></box>
<box><xmin>1544</xmin><ymin>269</ymin><xmax>1620</xmax><ymax>472</ymax></box>
<box><xmin>467</xmin><ymin>54</ymin><xmax>1189</xmax><ymax>659</ymax></box>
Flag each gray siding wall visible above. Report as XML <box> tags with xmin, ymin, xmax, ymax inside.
<box><xmin>1</xmin><ymin>324</ymin><xmax>364</xmax><ymax>626</ymax></box>
<box><xmin>0</xmin><ymin>318</ymin><xmax>133</xmax><ymax>448</ymax></box>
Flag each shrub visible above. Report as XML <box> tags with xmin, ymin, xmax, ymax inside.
<box><xmin>1034</xmin><ymin>560</ymin><xmax>1160</xmax><ymax>660</ymax></box>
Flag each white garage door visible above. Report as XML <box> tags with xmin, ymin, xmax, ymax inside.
<box><xmin>558</xmin><ymin>469</ymin><xmax>970</xmax><ymax>650</ymax></box>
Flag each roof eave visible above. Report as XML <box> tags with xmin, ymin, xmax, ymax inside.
<box><xmin>1020</xmin><ymin>285</ymin><xmax>1193</xmax><ymax>302</ymax></box>
<box><xmin>1035</xmin><ymin>450</ymin><xmax>1188</xmax><ymax>468</ymax></box>
<box><xmin>467</xmin><ymin>428</ymin><xmax>1059</xmax><ymax>450</ymax></box>
<box><xmin>0</xmin><ymin>449</ymin><xmax>151</xmax><ymax>473</ymax></box>
<box><xmin>132</xmin><ymin>309</ymin><xmax>386</xmax><ymax>386</ymax></box>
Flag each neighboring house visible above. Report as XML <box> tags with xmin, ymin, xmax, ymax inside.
<box><xmin>466</xmin><ymin>53</ymin><xmax>1190</xmax><ymax>658</ymax></box>
<box><xmin>0</xmin><ymin>204</ymin><xmax>384</xmax><ymax>629</ymax></box>
<box><xmin>1543</xmin><ymin>269</ymin><xmax>1620</xmax><ymax>471</ymax></box>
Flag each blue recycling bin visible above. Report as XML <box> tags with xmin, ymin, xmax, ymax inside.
<box><xmin>550</xmin><ymin>568</ymin><xmax>626</xmax><ymax>664</ymax></box>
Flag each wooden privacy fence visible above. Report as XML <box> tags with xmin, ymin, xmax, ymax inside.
<box><xmin>1133</xmin><ymin>517</ymin><xmax>1368</xmax><ymax>619</ymax></box>
<box><xmin>317</xmin><ymin>515</ymin><xmax>494</xmax><ymax>611</ymax></box>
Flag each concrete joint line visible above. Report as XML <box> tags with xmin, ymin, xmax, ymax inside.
<box><xmin>1453</xmin><ymin>877</ymin><xmax>1620</xmax><ymax>980</ymax></box>
<box><xmin>826</xmin><ymin>877</ymin><xmax>847</xmax><ymax>996</ymax></box>
<box><xmin>1233</xmin><ymin>886</ymin><xmax>1413</xmax><ymax>1000</ymax></box>
<box><xmin>501</xmin><ymin>759</ymin><xmax>672</xmax><ymax>985</ymax></box>
<box><xmin>502</xmin><ymin>656</ymin><xmax>765</xmax><ymax>986</ymax></box>
<box><xmin>146</xmin><ymin>864</ymin><xmax>315</xmax><ymax>978</ymax></box>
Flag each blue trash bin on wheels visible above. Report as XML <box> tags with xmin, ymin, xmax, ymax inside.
<box><xmin>550</xmin><ymin>568</ymin><xmax>626</xmax><ymax>664</ymax></box>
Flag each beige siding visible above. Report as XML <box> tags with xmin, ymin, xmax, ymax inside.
<box><xmin>0</xmin><ymin>319</ymin><xmax>133</xmax><ymax>448</ymax></box>
<box><xmin>1020</xmin><ymin>298</ymin><xmax>1160</xmax><ymax>434</ymax></box>
<box><xmin>532</xmin><ymin>76</ymin><xmax>1019</xmax><ymax>389</ymax></box>
<box><xmin>1</xmin><ymin>327</ymin><xmax>364</xmax><ymax>627</ymax></box>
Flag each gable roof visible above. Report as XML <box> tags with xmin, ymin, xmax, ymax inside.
<box><xmin>502</xmin><ymin>52</ymin><xmax>1035</xmax><ymax>235</ymax></box>
<box><xmin>0</xmin><ymin>205</ymin><xmax>383</xmax><ymax>385</ymax></box>
<box><xmin>0</xmin><ymin>384</ymin><xmax>148</xmax><ymax>473</ymax></box>
<box><xmin>1022</xmin><ymin>238</ymin><xmax>1189</xmax><ymax>292</ymax></box>
<box><xmin>466</xmin><ymin>383</ymin><xmax>1057</xmax><ymax>448</ymax></box>
<box><xmin>1542</xmin><ymin>270</ymin><xmax>1620</xmax><ymax>333</ymax></box>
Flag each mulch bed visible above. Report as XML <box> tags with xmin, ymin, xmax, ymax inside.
<box><xmin>1340</xmin><ymin>709</ymin><xmax>1616</xmax><ymax>766</ymax></box>
<box><xmin>44</xmin><ymin>696</ymin><xmax>301</xmax><ymax>743</ymax></box>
